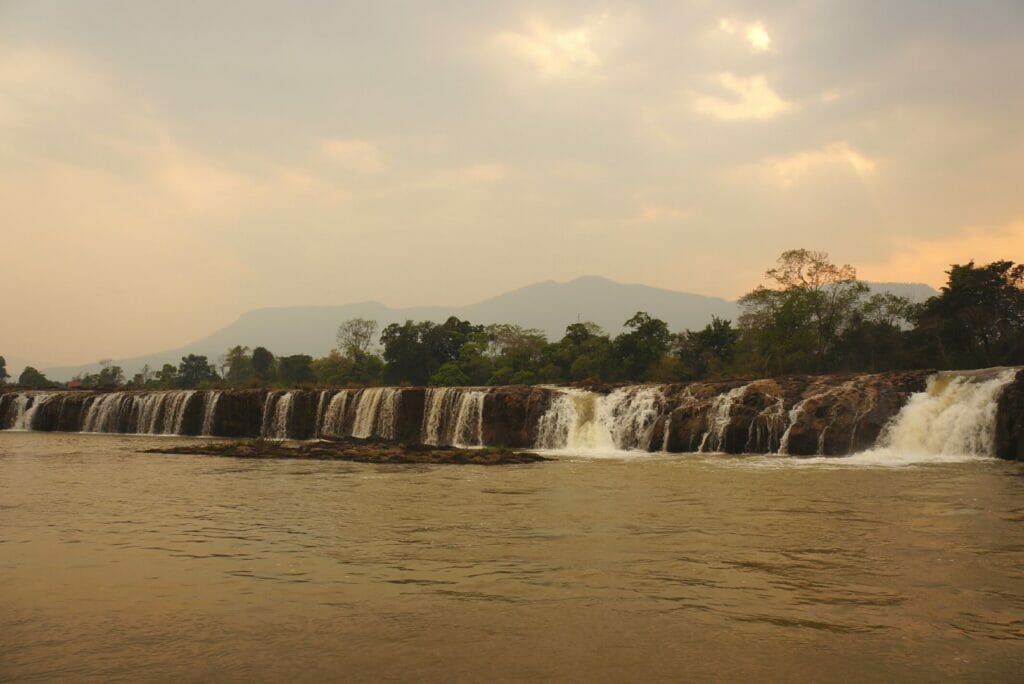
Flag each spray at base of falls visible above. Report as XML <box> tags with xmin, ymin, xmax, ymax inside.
<box><xmin>535</xmin><ymin>386</ymin><xmax>664</xmax><ymax>452</ymax></box>
<box><xmin>874</xmin><ymin>368</ymin><xmax>1018</xmax><ymax>458</ymax></box>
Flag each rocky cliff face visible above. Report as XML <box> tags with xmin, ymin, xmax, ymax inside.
<box><xmin>995</xmin><ymin>369</ymin><xmax>1024</xmax><ymax>460</ymax></box>
<box><xmin>1</xmin><ymin>368</ymin><xmax>1019</xmax><ymax>459</ymax></box>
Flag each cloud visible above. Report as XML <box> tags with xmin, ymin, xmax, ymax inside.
<box><xmin>858</xmin><ymin>219</ymin><xmax>1024</xmax><ymax>287</ymax></box>
<box><xmin>693</xmin><ymin>73</ymin><xmax>793</xmax><ymax>120</ymax></box>
<box><xmin>320</xmin><ymin>138</ymin><xmax>388</xmax><ymax>174</ymax></box>
<box><xmin>718</xmin><ymin>18</ymin><xmax>772</xmax><ymax>52</ymax></box>
<box><xmin>742</xmin><ymin>141</ymin><xmax>878</xmax><ymax>187</ymax></box>
<box><xmin>494</xmin><ymin>14</ymin><xmax>609</xmax><ymax>79</ymax></box>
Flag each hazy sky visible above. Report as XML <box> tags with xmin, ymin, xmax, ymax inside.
<box><xmin>2</xmin><ymin>1</ymin><xmax>1022</xmax><ymax>367</ymax></box>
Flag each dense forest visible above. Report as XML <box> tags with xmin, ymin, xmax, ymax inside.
<box><xmin>6</xmin><ymin>250</ymin><xmax>1023</xmax><ymax>390</ymax></box>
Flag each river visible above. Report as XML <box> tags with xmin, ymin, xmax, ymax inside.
<box><xmin>2</xmin><ymin>432</ymin><xmax>1023</xmax><ymax>682</ymax></box>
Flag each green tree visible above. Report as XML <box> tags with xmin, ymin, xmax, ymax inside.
<box><xmin>155</xmin><ymin>363</ymin><xmax>179</xmax><ymax>388</ymax></box>
<box><xmin>482</xmin><ymin>324</ymin><xmax>547</xmax><ymax>384</ymax></box>
<box><xmin>0</xmin><ymin>356</ymin><xmax>8</xmax><ymax>385</ymax></box>
<box><xmin>221</xmin><ymin>345</ymin><xmax>254</xmax><ymax>385</ymax></box>
<box><xmin>380</xmin><ymin>317</ymin><xmax>483</xmax><ymax>385</ymax></box>
<box><xmin>252</xmin><ymin>347</ymin><xmax>275</xmax><ymax>383</ymax></box>
<box><xmin>277</xmin><ymin>354</ymin><xmax>316</xmax><ymax>386</ymax></box>
<box><xmin>177</xmin><ymin>355</ymin><xmax>218</xmax><ymax>388</ymax></box>
<box><xmin>612</xmin><ymin>312</ymin><xmax>671</xmax><ymax>380</ymax></box>
<box><xmin>914</xmin><ymin>260</ymin><xmax>1024</xmax><ymax>367</ymax></box>
<box><xmin>18</xmin><ymin>366</ymin><xmax>55</xmax><ymax>388</ymax></box>
<box><xmin>310</xmin><ymin>350</ymin><xmax>384</xmax><ymax>386</ymax></box>
<box><xmin>676</xmin><ymin>316</ymin><xmax>739</xmax><ymax>378</ymax></box>
<box><xmin>738</xmin><ymin>249</ymin><xmax>869</xmax><ymax>373</ymax></box>
<box><xmin>430</xmin><ymin>361</ymin><xmax>470</xmax><ymax>386</ymax></box>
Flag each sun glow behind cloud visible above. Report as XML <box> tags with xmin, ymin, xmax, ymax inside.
<box><xmin>752</xmin><ymin>142</ymin><xmax>878</xmax><ymax>188</ymax></box>
<box><xmin>718</xmin><ymin>18</ymin><xmax>773</xmax><ymax>52</ymax></box>
<box><xmin>494</xmin><ymin>13</ymin><xmax>610</xmax><ymax>79</ymax></box>
<box><xmin>693</xmin><ymin>73</ymin><xmax>793</xmax><ymax>120</ymax></box>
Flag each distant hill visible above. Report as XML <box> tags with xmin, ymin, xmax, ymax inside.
<box><xmin>42</xmin><ymin>276</ymin><xmax>938</xmax><ymax>381</ymax></box>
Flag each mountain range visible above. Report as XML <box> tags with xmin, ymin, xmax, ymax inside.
<box><xmin>42</xmin><ymin>276</ymin><xmax>938</xmax><ymax>381</ymax></box>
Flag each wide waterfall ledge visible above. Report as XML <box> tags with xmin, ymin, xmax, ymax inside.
<box><xmin>2</xmin><ymin>367</ymin><xmax>1023</xmax><ymax>461</ymax></box>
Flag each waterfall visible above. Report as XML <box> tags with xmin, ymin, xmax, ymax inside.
<box><xmin>261</xmin><ymin>392</ymin><xmax>293</xmax><ymax>439</ymax></box>
<box><xmin>422</xmin><ymin>388</ymin><xmax>487</xmax><ymax>447</ymax></box>
<box><xmin>82</xmin><ymin>393</ymin><xmax>131</xmax><ymax>433</ymax></box>
<box><xmin>349</xmin><ymin>388</ymin><xmax>401</xmax><ymax>439</ymax></box>
<box><xmin>319</xmin><ymin>391</ymin><xmax>350</xmax><ymax>438</ymax></box>
<box><xmin>698</xmin><ymin>384</ymin><xmax>749</xmax><ymax>452</ymax></box>
<box><xmin>375</xmin><ymin>388</ymin><xmax>402</xmax><ymax>440</ymax></box>
<box><xmin>351</xmin><ymin>388</ymin><xmax>385</xmax><ymax>438</ymax></box>
<box><xmin>875</xmin><ymin>369</ymin><xmax>1018</xmax><ymax>457</ymax></box>
<box><xmin>10</xmin><ymin>393</ymin><xmax>53</xmax><ymax>431</ymax></box>
<box><xmin>746</xmin><ymin>396</ymin><xmax>786</xmax><ymax>454</ymax></box>
<box><xmin>451</xmin><ymin>391</ymin><xmax>485</xmax><ymax>447</ymax></box>
<box><xmin>535</xmin><ymin>386</ymin><xmax>665</xmax><ymax>452</ymax></box>
<box><xmin>201</xmin><ymin>392</ymin><xmax>221</xmax><ymax>436</ymax></box>
<box><xmin>163</xmin><ymin>391</ymin><xmax>196</xmax><ymax>434</ymax></box>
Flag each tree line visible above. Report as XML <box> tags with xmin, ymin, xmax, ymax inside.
<box><xmin>4</xmin><ymin>250</ymin><xmax>1021</xmax><ymax>390</ymax></box>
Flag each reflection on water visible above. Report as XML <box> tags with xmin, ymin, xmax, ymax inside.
<box><xmin>2</xmin><ymin>432</ymin><xmax>1023</xmax><ymax>682</ymax></box>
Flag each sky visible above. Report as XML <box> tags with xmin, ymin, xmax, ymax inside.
<box><xmin>1</xmin><ymin>1</ymin><xmax>1022</xmax><ymax>367</ymax></box>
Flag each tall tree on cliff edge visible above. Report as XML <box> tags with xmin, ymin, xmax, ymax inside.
<box><xmin>913</xmin><ymin>260</ymin><xmax>1024</xmax><ymax>368</ymax></box>
<box><xmin>252</xmin><ymin>347</ymin><xmax>275</xmax><ymax>384</ymax></box>
<box><xmin>0</xmin><ymin>356</ymin><xmax>8</xmax><ymax>385</ymax></box>
<box><xmin>221</xmin><ymin>346</ymin><xmax>254</xmax><ymax>386</ymax></box>
<box><xmin>177</xmin><ymin>355</ymin><xmax>218</xmax><ymax>388</ymax></box>
<box><xmin>738</xmin><ymin>249</ymin><xmax>870</xmax><ymax>374</ymax></box>
<box><xmin>612</xmin><ymin>312</ymin><xmax>671</xmax><ymax>380</ymax></box>
<box><xmin>18</xmin><ymin>367</ymin><xmax>55</xmax><ymax>388</ymax></box>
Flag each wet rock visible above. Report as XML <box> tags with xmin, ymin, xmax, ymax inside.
<box><xmin>995</xmin><ymin>369</ymin><xmax>1024</xmax><ymax>461</ymax></box>
<box><xmin>482</xmin><ymin>386</ymin><xmax>555</xmax><ymax>448</ymax></box>
<box><xmin>143</xmin><ymin>438</ymin><xmax>550</xmax><ymax>465</ymax></box>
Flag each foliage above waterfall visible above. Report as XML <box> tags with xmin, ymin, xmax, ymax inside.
<box><xmin>4</xmin><ymin>252</ymin><xmax>1021</xmax><ymax>390</ymax></box>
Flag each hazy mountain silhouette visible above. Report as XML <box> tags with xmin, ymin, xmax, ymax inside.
<box><xmin>42</xmin><ymin>276</ymin><xmax>937</xmax><ymax>380</ymax></box>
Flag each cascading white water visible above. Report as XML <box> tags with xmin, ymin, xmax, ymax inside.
<box><xmin>451</xmin><ymin>391</ymin><xmax>486</xmax><ymax>447</ymax></box>
<box><xmin>536</xmin><ymin>389</ymin><xmax>613</xmax><ymax>450</ymax></box>
<box><xmin>163</xmin><ymin>391</ymin><xmax>196</xmax><ymax>434</ymax></box>
<box><xmin>698</xmin><ymin>385</ymin><xmax>749</xmax><ymax>453</ymax></box>
<box><xmin>82</xmin><ymin>393</ymin><xmax>133</xmax><ymax>433</ymax></box>
<box><xmin>10</xmin><ymin>393</ymin><xmax>52</xmax><ymax>430</ymax></box>
<box><xmin>876</xmin><ymin>369</ymin><xmax>1018</xmax><ymax>457</ymax></box>
<box><xmin>421</xmin><ymin>388</ymin><xmax>487</xmax><ymax>447</ymax></box>
<box><xmin>200</xmin><ymin>392</ymin><xmax>221</xmax><ymax>436</ymax></box>
<box><xmin>318</xmin><ymin>390</ymin><xmax>349</xmax><ymax>438</ymax></box>
<box><xmin>351</xmin><ymin>388</ymin><xmax>385</xmax><ymax>438</ymax></box>
<box><xmin>348</xmin><ymin>388</ymin><xmax>401</xmax><ymax>439</ymax></box>
<box><xmin>374</xmin><ymin>388</ymin><xmax>402</xmax><ymax>440</ymax></box>
<box><xmin>261</xmin><ymin>392</ymin><xmax>293</xmax><ymax>439</ymax></box>
<box><xmin>746</xmin><ymin>395</ymin><xmax>786</xmax><ymax>453</ymax></box>
<box><xmin>535</xmin><ymin>386</ymin><xmax>665</xmax><ymax>452</ymax></box>
<box><xmin>778</xmin><ymin>397</ymin><xmax>810</xmax><ymax>455</ymax></box>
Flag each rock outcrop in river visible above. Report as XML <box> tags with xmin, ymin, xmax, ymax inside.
<box><xmin>2</xmin><ymin>367</ymin><xmax>1021</xmax><ymax>459</ymax></box>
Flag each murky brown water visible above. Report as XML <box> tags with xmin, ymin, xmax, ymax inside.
<box><xmin>2</xmin><ymin>432</ymin><xmax>1023</xmax><ymax>682</ymax></box>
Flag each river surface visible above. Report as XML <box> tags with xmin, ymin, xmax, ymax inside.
<box><xmin>2</xmin><ymin>432</ymin><xmax>1023</xmax><ymax>682</ymax></box>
